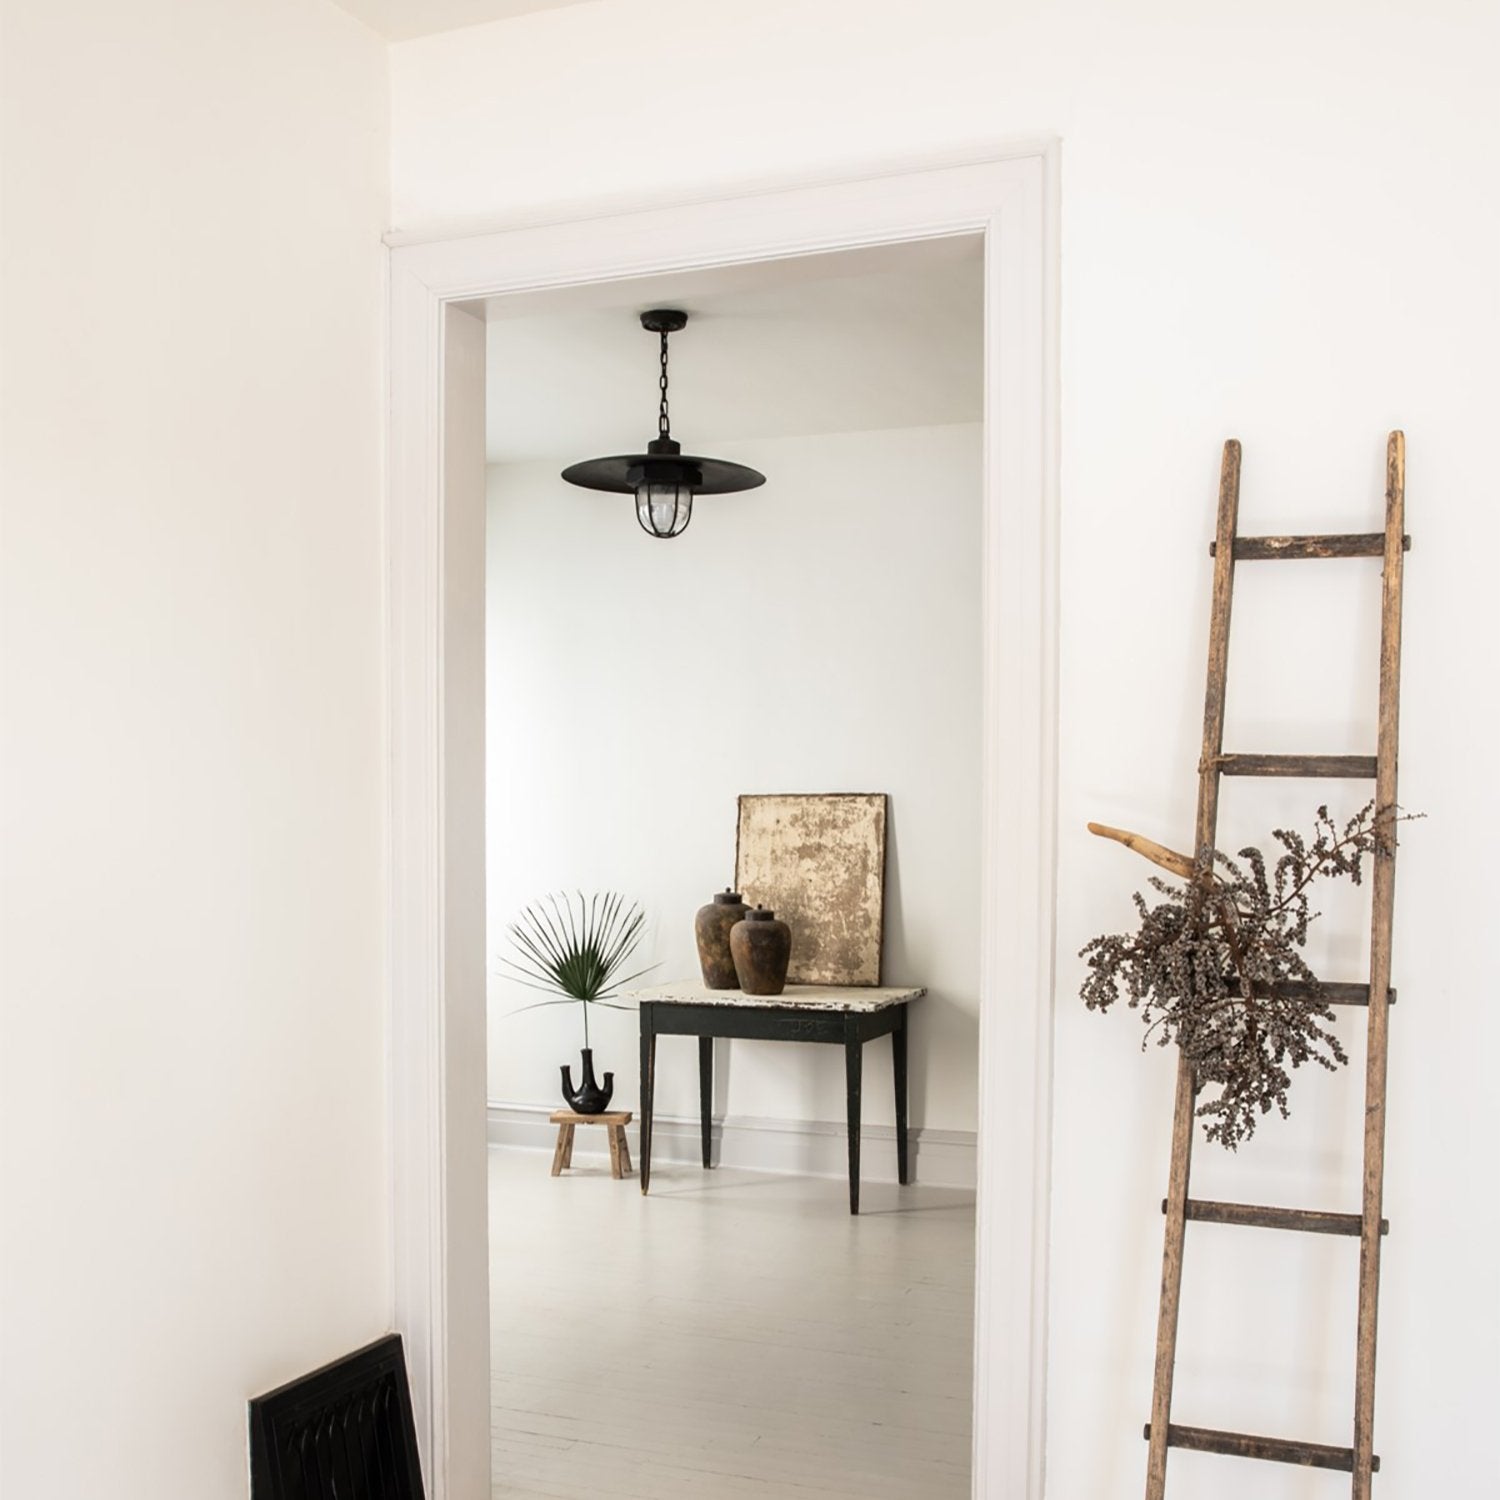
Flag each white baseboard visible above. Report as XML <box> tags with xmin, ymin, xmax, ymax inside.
<box><xmin>486</xmin><ymin>1101</ymin><xmax>977</xmax><ymax>1190</ymax></box>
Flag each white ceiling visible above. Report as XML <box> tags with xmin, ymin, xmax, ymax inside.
<box><xmin>483</xmin><ymin>236</ymin><xmax>984</xmax><ymax>466</ymax></box>
<box><xmin>330</xmin><ymin>0</ymin><xmax>589</xmax><ymax>41</ymax></box>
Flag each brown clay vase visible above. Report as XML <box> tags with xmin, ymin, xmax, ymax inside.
<box><xmin>729</xmin><ymin>906</ymin><xmax>792</xmax><ymax>996</ymax></box>
<box><xmin>694</xmin><ymin>888</ymin><xmax>748</xmax><ymax>988</ymax></box>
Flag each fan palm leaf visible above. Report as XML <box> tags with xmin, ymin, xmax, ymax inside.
<box><xmin>500</xmin><ymin>891</ymin><xmax>655</xmax><ymax>1048</ymax></box>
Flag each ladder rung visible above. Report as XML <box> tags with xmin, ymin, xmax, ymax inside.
<box><xmin>1143</xmin><ymin>1423</ymin><xmax>1379</xmax><ymax>1473</ymax></box>
<box><xmin>1163</xmin><ymin>1198</ymin><xmax>1389</xmax><ymax>1236</ymax></box>
<box><xmin>1267</xmin><ymin>979</ymin><xmax>1397</xmax><ymax>1007</ymax></box>
<box><xmin>1216</xmin><ymin>753</ymin><xmax>1376</xmax><ymax>779</ymax></box>
<box><xmin>1210</xmin><ymin>533</ymin><xmax>1412</xmax><ymax>560</ymax></box>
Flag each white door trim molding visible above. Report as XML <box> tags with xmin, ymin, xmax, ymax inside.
<box><xmin>386</xmin><ymin>143</ymin><xmax>1061</xmax><ymax>1500</ymax></box>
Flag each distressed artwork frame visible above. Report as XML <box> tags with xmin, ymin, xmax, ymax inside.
<box><xmin>735</xmin><ymin>792</ymin><xmax>889</xmax><ymax>986</ymax></box>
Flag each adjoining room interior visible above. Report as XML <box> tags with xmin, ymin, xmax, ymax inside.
<box><xmin>482</xmin><ymin>235</ymin><xmax>985</xmax><ymax>1499</ymax></box>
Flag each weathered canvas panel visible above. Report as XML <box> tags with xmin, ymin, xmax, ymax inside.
<box><xmin>734</xmin><ymin>793</ymin><xmax>888</xmax><ymax>986</ymax></box>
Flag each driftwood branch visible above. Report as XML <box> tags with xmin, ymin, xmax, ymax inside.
<box><xmin>1087</xmin><ymin>822</ymin><xmax>1195</xmax><ymax>881</ymax></box>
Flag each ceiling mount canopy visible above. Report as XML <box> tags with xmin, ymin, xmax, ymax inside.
<box><xmin>560</xmin><ymin>308</ymin><xmax>766</xmax><ymax>539</ymax></box>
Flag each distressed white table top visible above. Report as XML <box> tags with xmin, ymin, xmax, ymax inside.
<box><xmin>622</xmin><ymin>980</ymin><xmax>925</xmax><ymax>1013</ymax></box>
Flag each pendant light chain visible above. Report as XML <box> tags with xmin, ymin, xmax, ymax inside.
<box><xmin>658</xmin><ymin>329</ymin><xmax>671</xmax><ymax>440</ymax></box>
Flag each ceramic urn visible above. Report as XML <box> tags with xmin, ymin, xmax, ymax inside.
<box><xmin>729</xmin><ymin>906</ymin><xmax>792</xmax><ymax>996</ymax></box>
<box><xmin>695</xmin><ymin>888</ymin><xmax>749</xmax><ymax>988</ymax></box>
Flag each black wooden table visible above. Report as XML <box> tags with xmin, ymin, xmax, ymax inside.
<box><xmin>627</xmin><ymin>982</ymin><xmax>925</xmax><ymax>1214</ymax></box>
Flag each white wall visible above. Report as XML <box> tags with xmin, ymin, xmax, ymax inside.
<box><xmin>486</xmin><ymin>424</ymin><xmax>982</xmax><ymax>1132</ymax></box>
<box><xmin>0</xmin><ymin>2</ymin><xmax>390</xmax><ymax>1496</ymax></box>
<box><xmin>395</xmin><ymin>4</ymin><xmax>1499</xmax><ymax>1496</ymax></box>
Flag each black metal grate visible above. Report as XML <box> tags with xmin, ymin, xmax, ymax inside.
<box><xmin>249</xmin><ymin>1334</ymin><xmax>425</xmax><ymax>1500</ymax></box>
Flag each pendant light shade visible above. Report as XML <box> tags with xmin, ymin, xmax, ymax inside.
<box><xmin>560</xmin><ymin>309</ymin><xmax>765</xmax><ymax>538</ymax></box>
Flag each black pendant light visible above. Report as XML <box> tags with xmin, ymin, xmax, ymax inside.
<box><xmin>560</xmin><ymin>309</ymin><xmax>765</xmax><ymax>539</ymax></box>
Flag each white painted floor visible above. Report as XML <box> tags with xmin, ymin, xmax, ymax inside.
<box><xmin>489</xmin><ymin>1144</ymin><xmax>976</xmax><ymax>1500</ymax></box>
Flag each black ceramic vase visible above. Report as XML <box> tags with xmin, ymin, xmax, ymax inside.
<box><xmin>561</xmin><ymin>1047</ymin><xmax>614</xmax><ymax>1114</ymax></box>
<box><xmin>695</xmin><ymin>888</ymin><xmax>749</xmax><ymax>988</ymax></box>
<box><xmin>729</xmin><ymin>907</ymin><xmax>792</xmax><ymax>996</ymax></box>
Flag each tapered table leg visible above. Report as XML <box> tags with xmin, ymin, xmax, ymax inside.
<box><xmin>640</xmin><ymin>1006</ymin><xmax>656</xmax><ymax>1195</ymax></box>
<box><xmin>893</xmin><ymin>1003</ymin><xmax>910</xmax><ymax>1185</ymax></box>
<box><xmin>845</xmin><ymin>1031</ymin><xmax>863</xmax><ymax>1215</ymax></box>
<box><xmin>698</xmin><ymin>1035</ymin><xmax>713</xmax><ymax>1168</ymax></box>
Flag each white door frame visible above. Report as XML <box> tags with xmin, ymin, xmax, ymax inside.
<box><xmin>386</xmin><ymin>143</ymin><xmax>1061</xmax><ymax>1500</ymax></box>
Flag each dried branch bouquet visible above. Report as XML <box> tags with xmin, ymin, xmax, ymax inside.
<box><xmin>1080</xmin><ymin>802</ymin><xmax>1412</xmax><ymax>1148</ymax></box>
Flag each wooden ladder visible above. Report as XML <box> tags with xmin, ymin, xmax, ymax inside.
<box><xmin>1142</xmin><ymin>431</ymin><xmax>1408</xmax><ymax>1499</ymax></box>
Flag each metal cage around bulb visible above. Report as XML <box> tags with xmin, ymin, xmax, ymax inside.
<box><xmin>560</xmin><ymin>309</ymin><xmax>765</xmax><ymax>539</ymax></box>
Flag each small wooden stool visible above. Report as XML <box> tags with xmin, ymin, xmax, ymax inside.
<box><xmin>549</xmin><ymin>1109</ymin><xmax>633</xmax><ymax>1179</ymax></box>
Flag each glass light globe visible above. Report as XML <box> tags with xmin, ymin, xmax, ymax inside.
<box><xmin>635</xmin><ymin>481</ymin><xmax>694</xmax><ymax>539</ymax></box>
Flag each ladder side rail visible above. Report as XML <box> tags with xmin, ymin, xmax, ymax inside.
<box><xmin>1352</xmin><ymin>431</ymin><xmax>1406</xmax><ymax>1498</ymax></box>
<box><xmin>1144</xmin><ymin>438</ymin><xmax>1242</xmax><ymax>1500</ymax></box>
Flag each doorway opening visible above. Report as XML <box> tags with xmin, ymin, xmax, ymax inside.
<box><xmin>484</xmin><ymin>235</ymin><xmax>984</xmax><ymax>1497</ymax></box>
<box><xmin>385</xmin><ymin>147</ymin><xmax>1058</xmax><ymax>1500</ymax></box>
